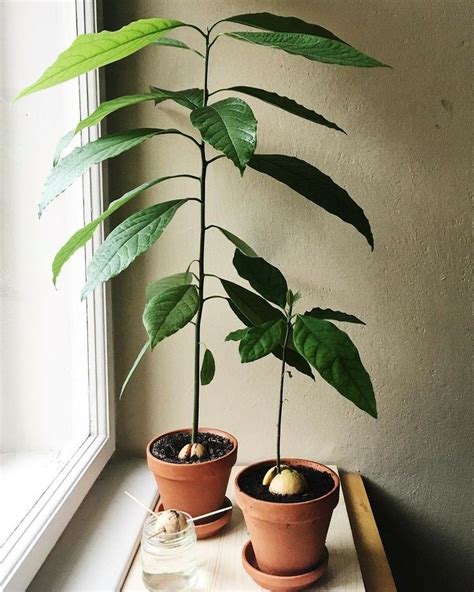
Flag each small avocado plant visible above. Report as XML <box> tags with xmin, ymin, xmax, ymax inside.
<box><xmin>226</xmin><ymin>249</ymin><xmax>377</xmax><ymax>497</ymax></box>
<box><xmin>16</xmin><ymin>12</ymin><xmax>385</xmax><ymax>529</ymax></box>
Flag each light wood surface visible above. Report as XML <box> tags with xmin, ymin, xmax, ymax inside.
<box><xmin>122</xmin><ymin>466</ymin><xmax>365</xmax><ymax>591</ymax></box>
<box><xmin>340</xmin><ymin>473</ymin><xmax>396</xmax><ymax>592</ymax></box>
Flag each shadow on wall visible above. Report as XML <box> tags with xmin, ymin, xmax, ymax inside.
<box><xmin>366</xmin><ymin>478</ymin><xmax>473</xmax><ymax>592</ymax></box>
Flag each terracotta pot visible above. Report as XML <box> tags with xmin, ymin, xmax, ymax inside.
<box><xmin>235</xmin><ymin>459</ymin><xmax>339</xmax><ymax>577</ymax></box>
<box><xmin>147</xmin><ymin>427</ymin><xmax>238</xmax><ymax>518</ymax></box>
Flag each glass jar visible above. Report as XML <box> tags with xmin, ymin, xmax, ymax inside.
<box><xmin>141</xmin><ymin>511</ymin><xmax>197</xmax><ymax>591</ymax></box>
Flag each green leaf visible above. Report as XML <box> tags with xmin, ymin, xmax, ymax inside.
<box><xmin>81</xmin><ymin>200</ymin><xmax>187</xmax><ymax>299</ymax></box>
<box><xmin>56</xmin><ymin>90</ymin><xmax>204</xmax><ymax>159</ymax></box>
<box><xmin>200</xmin><ymin>349</ymin><xmax>216</xmax><ymax>386</ymax></box>
<box><xmin>212</xmin><ymin>226</ymin><xmax>257</xmax><ymax>257</ymax></box>
<box><xmin>65</xmin><ymin>89</ymin><xmax>203</xmax><ymax>145</ymax></box>
<box><xmin>233</xmin><ymin>249</ymin><xmax>288</xmax><ymax>308</ymax></box>
<box><xmin>226</xmin><ymin>86</ymin><xmax>344</xmax><ymax>133</ymax></box>
<box><xmin>249</xmin><ymin>154</ymin><xmax>373</xmax><ymax>248</ymax></box>
<box><xmin>239</xmin><ymin>319</ymin><xmax>286</xmax><ymax>362</ymax></box>
<box><xmin>146</xmin><ymin>272</ymin><xmax>193</xmax><ymax>302</ymax></box>
<box><xmin>153</xmin><ymin>37</ymin><xmax>204</xmax><ymax>58</ymax></box>
<box><xmin>120</xmin><ymin>341</ymin><xmax>149</xmax><ymax>399</ymax></box>
<box><xmin>15</xmin><ymin>18</ymin><xmax>185</xmax><ymax>99</ymax></box>
<box><xmin>191</xmin><ymin>98</ymin><xmax>257</xmax><ymax>173</ymax></box>
<box><xmin>143</xmin><ymin>285</ymin><xmax>199</xmax><ymax>348</ymax></box>
<box><xmin>305</xmin><ymin>307</ymin><xmax>365</xmax><ymax>325</ymax></box>
<box><xmin>225</xmin><ymin>32</ymin><xmax>387</xmax><ymax>68</ymax></box>
<box><xmin>294</xmin><ymin>315</ymin><xmax>377</xmax><ymax>417</ymax></box>
<box><xmin>225</xmin><ymin>328</ymin><xmax>249</xmax><ymax>342</ymax></box>
<box><xmin>41</xmin><ymin>128</ymin><xmax>181</xmax><ymax>216</ymax></box>
<box><xmin>287</xmin><ymin>290</ymin><xmax>301</xmax><ymax>308</ymax></box>
<box><xmin>220</xmin><ymin>279</ymin><xmax>284</xmax><ymax>326</ymax></box>
<box><xmin>219</xmin><ymin>12</ymin><xmax>345</xmax><ymax>40</ymax></box>
<box><xmin>149</xmin><ymin>87</ymin><xmax>204</xmax><ymax>110</ymax></box>
<box><xmin>75</xmin><ymin>94</ymin><xmax>159</xmax><ymax>135</ymax></box>
<box><xmin>53</xmin><ymin>175</ymin><xmax>188</xmax><ymax>284</ymax></box>
<box><xmin>225</xmin><ymin>296</ymin><xmax>314</xmax><ymax>379</ymax></box>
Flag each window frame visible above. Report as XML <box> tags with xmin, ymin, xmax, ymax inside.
<box><xmin>1</xmin><ymin>1</ymin><xmax>115</xmax><ymax>590</ymax></box>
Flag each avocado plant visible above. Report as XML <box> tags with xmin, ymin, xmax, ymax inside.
<box><xmin>16</xmin><ymin>12</ymin><xmax>384</xmax><ymax>468</ymax></box>
<box><xmin>226</xmin><ymin>249</ymin><xmax>377</xmax><ymax>495</ymax></box>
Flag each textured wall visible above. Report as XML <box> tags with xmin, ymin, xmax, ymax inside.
<box><xmin>104</xmin><ymin>2</ymin><xmax>472</xmax><ymax>590</ymax></box>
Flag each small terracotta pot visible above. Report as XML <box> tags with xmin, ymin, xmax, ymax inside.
<box><xmin>235</xmin><ymin>459</ymin><xmax>339</xmax><ymax>577</ymax></box>
<box><xmin>147</xmin><ymin>427</ymin><xmax>238</xmax><ymax>518</ymax></box>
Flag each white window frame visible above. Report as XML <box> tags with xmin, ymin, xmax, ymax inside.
<box><xmin>1</xmin><ymin>2</ymin><xmax>115</xmax><ymax>590</ymax></box>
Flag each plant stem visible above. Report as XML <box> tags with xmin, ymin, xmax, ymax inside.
<box><xmin>191</xmin><ymin>32</ymin><xmax>211</xmax><ymax>443</ymax></box>
<box><xmin>276</xmin><ymin>320</ymin><xmax>292</xmax><ymax>472</ymax></box>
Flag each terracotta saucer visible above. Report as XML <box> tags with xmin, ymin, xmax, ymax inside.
<box><xmin>156</xmin><ymin>497</ymin><xmax>232</xmax><ymax>540</ymax></box>
<box><xmin>242</xmin><ymin>540</ymin><xmax>329</xmax><ymax>592</ymax></box>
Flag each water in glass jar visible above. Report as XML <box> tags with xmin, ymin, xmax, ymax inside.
<box><xmin>142</xmin><ymin>513</ymin><xmax>197</xmax><ymax>592</ymax></box>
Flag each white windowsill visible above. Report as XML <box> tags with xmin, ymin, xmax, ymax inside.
<box><xmin>27</xmin><ymin>456</ymin><xmax>157</xmax><ymax>592</ymax></box>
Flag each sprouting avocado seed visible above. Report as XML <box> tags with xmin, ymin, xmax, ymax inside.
<box><xmin>178</xmin><ymin>443</ymin><xmax>192</xmax><ymax>460</ymax></box>
<box><xmin>262</xmin><ymin>465</ymin><xmax>289</xmax><ymax>486</ymax></box>
<box><xmin>154</xmin><ymin>510</ymin><xmax>187</xmax><ymax>535</ymax></box>
<box><xmin>191</xmin><ymin>443</ymin><xmax>206</xmax><ymax>458</ymax></box>
<box><xmin>268</xmin><ymin>468</ymin><xmax>307</xmax><ymax>495</ymax></box>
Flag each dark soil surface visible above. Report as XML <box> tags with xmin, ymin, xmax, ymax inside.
<box><xmin>151</xmin><ymin>431</ymin><xmax>233</xmax><ymax>464</ymax></box>
<box><xmin>239</xmin><ymin>463</ymin><xmax>335</xmax><ymax>503</ymax></box>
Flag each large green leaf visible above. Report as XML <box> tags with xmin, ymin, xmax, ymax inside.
<box><xmin>149</xmin><ymin>87</ymin><xmax>204</xmax><ymax>110</ymax></box>
<box><xmin>239</xmin><ymin>319</ymin><xmax>286</xmax><ymax>362</ymax></box>
<box><xmin>53</xmin><ymin>175</ymin><xmax>192</xmax><ymax>284</ymax></box>
<box><xmin>153</xmin><ymin>37</ymin><xmax>204</xmax><ymax>58</ymax></box>
<box><xmin>81</xmin><ymin>200</ymin><xmax>187</xmax><ymax>299</ymax></box>
<box><xmin>41</xmin><ymin>128</ymin><xmax>182</xmax><ymax>215</ymax></box>
<box><xmin>211</xmin><ymin>225</ymin><xmax>257</xmax><ymax>257</ymax></box>
<box><xmin>15</xmin><ymin>18</ymin><xmax>185</xmax><ymax>99</ymax></box>
<box><xmin>146</xmin><ymin>271</ymin><xmax>194</xmax><ymax>302</ymax></box>
<box><xmin>143</xmin><ymin>284</ymin><xmax>199</xmax><ymax>348</ymax></box>
<box><xmin>249</xmin><ymin>154</ymin><xmax>373</xmax><ymax>248</ymax></box>
<box><xmin>220</xmin><ymin>279</ymin><xmax>284</xmax><ymax>326</ymax></box>
<box><xmin>119</xmin><ymin>341</ymin><xmax>149</xmax><ymax>398</ymax></box>
<box><xmin>294</xmin><ymin>314</ymin><xmax>377</xmax><ymax>417</ymax></box>
<box><xmin>305</xmin><ymin>307</ymin><xmax>365</xmax><ymax>325</ymax></box>
<box><xmin>233</xmin><ymin>249</ymin><xmax>287</xmax><ymax>308</ymax></box>
<box><xmin>191</xmin><ymin>98</ymin><xmax>257</xmax><ymax>173</ymax></box>
<box><xmin>225</xmin><ymin>86</ymin><xmax>344</xmax><ymax>133</ymax></box>
<box><xmin>221</xmin><ymin>14</ymin><xmax>387</xmax><ymax>68</ymax></box>
<box><xmin>55</xmin><ymin>90</ymin><xmax>204</xmax><ymax>161</ymax></box>
<box><xmin>75</xmin><ymin>94</ymin><xmax>159</xmax><ymax>135</ymax></box>
<box><xmin>200</xmin><ymin>348</ymin><xmax>216</xmax><ymax>386</ymax></box>
<box><xmin>77</xmin><ymin>89</ymin><xmax>203</xmax><ymax>134</ymax></box>
<box><xmin>219</xmin><ymin>12</ymin><xmax>344</xmax><ymax>41</ymax></box>
<box><xmin>225</xmin><ymin>296</ymin><xmax>314</xmax><ymax>379</ymax></box>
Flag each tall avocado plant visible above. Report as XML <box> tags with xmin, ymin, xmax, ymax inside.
<box><xmin>16</xmin><ymin>13</ymin><xmax>385</xmax><ymax>460</ymax></box>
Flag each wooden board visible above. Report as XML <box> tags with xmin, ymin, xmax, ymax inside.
<box><xmin>122</xmin><ymin>466</ymin><xmax>365</xmax><ymax>591</ymax></box>
<box><xmin>340</xmin><ymin>473</ymin><xmax>396</xmax><ymax>592</ymax></box>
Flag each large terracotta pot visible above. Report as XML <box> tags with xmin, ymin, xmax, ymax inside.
<box><xmin>147</xmin><ymin>427</ymin><xmax>238</xmax><ymax>518</ymax></box>
<box><xmin>235</xmin><ymin>459</ymin><xmax>339</xmax><ymax>576</ymax></box>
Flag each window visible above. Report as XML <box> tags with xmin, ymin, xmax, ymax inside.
<box><xmin>0</xmin><ymin>2</ymin><xmax>113</xmax><ymax>589</ymax></box>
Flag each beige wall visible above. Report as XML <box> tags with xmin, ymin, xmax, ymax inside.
<box><xmin>104</xmin><ymin>1</ymin><xmax>472</xmax><ymax>590</ymax></box>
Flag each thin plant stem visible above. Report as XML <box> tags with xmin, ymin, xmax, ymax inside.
<box><xmin>191</xmin><ymin>31</ymin><xmax>211</xmax><ymax>443</ymax></box>
<box><xmin>207</xmin><ymin>155</ymin><xmax>225</xmax><ymax>165</ymax></box>
<box><xmin>276</xmin><ymin>319</ymin><xmax>292</xmax><ymax>472</ymax></box>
